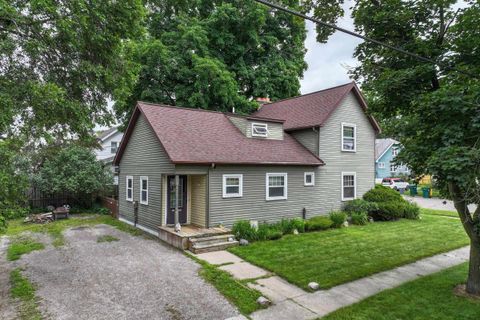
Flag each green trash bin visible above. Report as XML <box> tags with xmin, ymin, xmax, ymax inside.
<box><xmin>410</xmin><ymin>185</ymin><xmax>418</xmax><ymax>196</ymax></box>
<box><xmin>422</xmin><ymin>187</ymin><xmax>431</xmax><ymax>198</ymax></box>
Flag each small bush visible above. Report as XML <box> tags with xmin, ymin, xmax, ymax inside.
<box><xmin>94</xmin><ymin>207</ymin><xmax>111</xmax><ymax>215</ymax></box>
<box><xmin>292</xmin><ymin>218</ymin><xmax>306</xmax><ymax>233</ymax></box>
<box><xmin>363</xmin><ymin>185</ymin><xmax>403</xmax><ymax>203</ymax></box>
<box><xmin>343</xmin><ymin>199</ymin><xmax>378</xmax><ymax>215</ymax></box>
<box><xmin>256</xmin><ymin>223</ymin><xmax>272</xmax><ymax>241</ymax></box>
<box><xmin>277</xmin><ymin>219</ymin><xmax>297</xmax><ymax>235</ymax></box>
<box><xmin>305</xmin><ymin>216</ymin><xmax>334</xmax><ymax>231</ymax></box>
<box><xmin>266</xmin><ymin>229</ymin><xmax>283</xmax><ymax>240</ymax></box>
<box><xmin>329</xmin><ymin>211</ymin><xmax>347</xmax><ymax>228</ymax></box>
<box><xmin>232</xmin><ymin>220</ymin><xmax>257</xmax><ymax>241</ymax></box>
<box><xmin>403</xmin><ymin>202</ymin><xmax>420</xmax><ymax>219</ymax></box>
<box><xmin>3</xmin><ymin>207</ymin><xmax>29</xmax><ymax>220</ymax></box>
<box><xmin>350</xmin><ymin>212</ymin><xmax>368</xmax><ymax>225</ymax></box>
<box><xmin>373</xmin><ymin>202</ymin><xmax>405</xmax><ymax>221</ymax></box>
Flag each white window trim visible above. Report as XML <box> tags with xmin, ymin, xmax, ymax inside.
<box><xmin>126</xmin><ymin>176</ymin><xmax>133</xmax><ymax>202</ymax></box>
<box><xmin>266</xmin><ymin>173</ymin><xmax>288</xmax><ymax>201</ymax></box>
<box><xmin>111</xmin><ymin>141</ymin><xmax>118</xmax><ymax>154</ymax></box>
<box><xmin>251</xmin><ymin>122</ymin><xmax>269</xmax><ymax>137</ymax></box>
<box><xmin>341</xmin><ymin>122</ymin><xmax>357</xmax><ymax>152</ymax></box>
<box><xmin>341</xmin><ymin>172</ymin><xmax>357</xmax><ymax>201</ymax></box>
<box><xmin>139</xmin><ymin>176</ymin><xmax>148</xmax><ymax>205</ymax></box>
<box><xmin>378</xmin><ymin>162</ymin><xmax>385</xmax><ymax>169</ymax></box>
<box><xmin>304</xmin><ymin>172</ymin><xmax>315</xmax><ymax>186</ymax></box>
<box><xmin>222</xmin><ymin>174</ymin><xmax>243</xmax><ymax>198</ymax></box>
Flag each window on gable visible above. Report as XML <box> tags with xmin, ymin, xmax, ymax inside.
<box><xmin>126</xmin><ymin>176</ymin><xmax>133</xmax><ymax>201</ymax></box>
<box><xmin>304</xmin><ymin>172</ymin><xmax>315</xmax><ymax>186</ymax></box>
<box><xmin>266</xmin><ymin>173</ymin><xmax>287</xmax><ymax>200</ymax></box>
<box><xmin>390</xmin><ymin>164</ymin><xmax>398</xmax><ymax>172</ymax></box>
<box><xmin>378</xmin><ymin>162</ymin><xmax>385</xmax><ymax>169</ymax></box>
<box><xmin>392</xmin><ymin>147</ymin><xmax>399</xmax><ymax>156</ymax></box>
<box><xmin>140</xmin><ymin>176</ymin><xmax>148</xmax><ymax>205</ymax></box>
<box><xmin>342</xmin><ymin>123</ymin><xmax>356</xmax><ymax>152</ymax></box>
<box><xmin>252</xmin><ymin>123</ymin><xmax>269</xmax><ymax>137</ymax></box>
<box><xmin>342</xmin><ymin>172</ymin><xmax>356</xmax><ymax>201</ymax></box>
<box><xmin>222</xmin><ymin>174</ymin><xmax>243</xmax><ymax>198</ymax></box>
<box><xmin>111</xmin><ymin>141</ymin><xmax>118</xmax><ymax>154</ymax></box>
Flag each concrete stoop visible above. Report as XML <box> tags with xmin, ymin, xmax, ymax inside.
<box><xmin>188</xmin><ymin>234</ymin><xmax>239</xmax><ymax>254</ymax></box>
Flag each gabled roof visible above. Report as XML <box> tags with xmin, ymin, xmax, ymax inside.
<box><xmin>375</xmin><ymin>138</ymin><xmax>399</xmax><ymax>162</ymax></box>
<box><xmin>253</xmin><ymin>82</ymin><xmax>381</xmax><ymax>132</ymax></box>
<box><xmin>113</xmin><ymin>102</ymin><xmax>324</xmax><ymax>166</ymax></box>
<box><xmin>96</xmin><ymin>126</ymin><xmax>119</xmax><ymax>142</ymax></box>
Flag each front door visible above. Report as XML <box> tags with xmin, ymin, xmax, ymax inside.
<box><xmin>167</xmin><ymin>175</ymin><xmax>187</xmax><ymax>225</ymax></box>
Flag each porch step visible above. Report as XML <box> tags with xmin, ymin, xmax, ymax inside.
<box><xmin>188</xmin><ymin>234</ymin><xmax>239</xmax><ymax>254</ymax></box>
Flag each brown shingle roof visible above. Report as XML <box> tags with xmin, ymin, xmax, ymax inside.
<box><xmin>113</xmin><ymin>102</ymin><xmax>324</xmax><ymax>166</ymax></box>
<box><xmin>253</xmin><ymin>82</ymin><xmax>381</xmax><ymax>132</ymax></box>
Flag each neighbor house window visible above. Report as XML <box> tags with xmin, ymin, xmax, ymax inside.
<box><xmin>392</xmin><ymin>147</ymin><xmax>399</xmax><ymax>156</ymax></box>
<box><xmin>222</xmin><ymin>174</ymin><xmax>243</xmax><ymax>198</ymax></box>
<box><xmin>341</xmin><ymin>123</ymin><xmax>356</xmax><ymax>152</ymax></box>
<box><xmin>304</xmin><ymin>172</ymin><xmax>315</xmax><ymax>186</ymax></box>
<box><xmin>342</xmin><ymin>172</ymin><xmax>356</xmax><ymax>201</ymax></box>
<box><xmin>111</xmin><ymin>141</ymin><xmax>118</xmax><ymax>154</ymax></box>
<box><xmin>126</xmin><ymin>176</ymin><xmax>133</xmax><ymax>201</ymax></box>
<box><xmin>390</xmin><ymin>164</ymin><xmax>397</xmax><ymax>172</ymax></box>
<box><xmin>266</xmin><ymin>173</ymin><xmax>287</xmax><ymax>200</ymax></box>
<box><xmin>252</xmin><ymin>123</ymin><xmax>269</xmax><ymax>137</ymax></box>
<box><xmin>378</xmin><ymin>162</ymin><xmax>385</xmax><ymax>169</ymax></box>
<box><xmin>140</xmin><ymin>176</ymin><xmax>148</xmax><ymax>205</ymax></box>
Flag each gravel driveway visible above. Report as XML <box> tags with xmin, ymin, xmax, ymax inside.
<box><xmin>404</xmin><ymin>195</ymin><xmax>477</xmax><ymax>212</ymax></box>
<box><xmin>16</xmin><ymin>224</ymin><xmax>239</xmax><ymax>320</ymax></box>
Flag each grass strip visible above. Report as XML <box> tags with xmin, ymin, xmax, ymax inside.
<box><xmin>10</xmin><ymin>268</ymin><xmax>42</xmax><ymax>320</ymax></box>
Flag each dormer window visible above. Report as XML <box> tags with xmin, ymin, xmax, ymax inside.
<box><xmin>252</xmin><ymin>123</ymin><xmax>269</xmax><ymax>137</ymax></box>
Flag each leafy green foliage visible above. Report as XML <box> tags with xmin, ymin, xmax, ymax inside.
<box><xmin>232</xmin><ymin>220</ymin><xmax>258</xmax><ymax>241</ymax></box>
<box><xmin>363</xmin><ymin>185</ymin><xmax>403</xmax><ymax>203</ymax></box>
<box><xmin>305</xmin><ymin>216</ymin><xmax>334</xmax><ymax>231</ymax></box>
<box><xmin>7</xmin><ymin>237</ymin><xmax>45</xmax><ymax>261</ymax></box>
<box><xmin>350</xmin><ymin>211</ymin><xmax>369</xmax><ymax>225</ymax></box>
<box><xmin>0</xmin><ymin>0</ymin><xmax>145</xmax><ymax>143</ymax></box>
<box><xmin>343</xmin><ymin>199</ymin><xmax>379</xmax><ymax>215</ymax></box>
<box><xmin>329</xmin><ymin>211</ymin><xmax>347</xmax><ymax>228</ymax></box>
<box><xmin>34</xmin><ymin>145</ymin><xmax>112</xmax><ymax>195</ymax></box>
<box><xmin>115</xmin><ymin>0</ymin><xmax>313</xmax><ymax>124</ymax></box>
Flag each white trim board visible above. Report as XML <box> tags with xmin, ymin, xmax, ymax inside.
<box><xmin>119</xmin><ymin>217</ymin><xmax>159</xmax><ymax>237</ymax></box>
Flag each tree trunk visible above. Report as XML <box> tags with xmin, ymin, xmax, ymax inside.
<box><xmin>467</xmin><ymin>242</ymin><xmax>480</xmax><ymax>295</ymax></box>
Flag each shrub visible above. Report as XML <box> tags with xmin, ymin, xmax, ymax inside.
<box><xmin>292</xmin><ymin>218</ymin><xmax>306</xmax><ymax>233</ymax></box>
<box><xmin>363</xmin><ymin>185</ymin><xmax>403</xmax><ymax>203</ymax></box>
<box><xmin>402</xmin><ymin>202</ymin><xmax>420</xmax><ymax>220</ymax></box>
<box><xmin>232</xmin><ymin>220</ymin><xmax>257</xmax><ymax>241</ymax></box>
<box><xmin>266</xmin><ymin>230</ymin><xmax>283</xmax><ymax>240</ymax></box>
<box><xmin>373</xmin><ymin>202</ymin><xmax>405</xmax><ymax>221</ymax></box>
<box><xmin>277</xmin><ymin>219</ymin><xmax>297</xmax><ymax>235</ymax></box>
<box><xmin>3</xmin><ymin>207</ymin><xmax>29</xmax><ymax>220</ymax></box>
<box><xmin>94</xmin><ymin>207</ymin><xmax>111</xmax><ymax>215</ymax></box>
<box><xmin>350</xmin><ymin>211</ymin><xmax>368</xmax><ymax>225</ymax></box>
<box><xmin>343</xmin><ymin>199</ymin><xmax>379</xmax><ymax>215</ymax></box>
<box><xmin>329</xmin><ymin>211</ymin><xmax>347</xmax><ymax>228</ymax></box>
<box><xmin>305</xmin><ymin>216</ymin><xmax>334</xmax><ymax>231</ymax></box>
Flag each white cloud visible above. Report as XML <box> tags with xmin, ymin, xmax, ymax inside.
<box><xmin>301</xmin><ymin>0</ymin><xmax>361</xmax><ymax>94</ymax></box>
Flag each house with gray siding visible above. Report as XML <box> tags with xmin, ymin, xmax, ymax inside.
<box><xmin>113</xmin><ymin>82</ymin><xmax>380</xmax><ymax>250</ymax></box>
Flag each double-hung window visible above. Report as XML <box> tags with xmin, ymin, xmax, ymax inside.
<box><xmin>390</xmin><ymin>164</ymin><xmax>397</xmax><ymax>173</ymax></box>
<box><xmin>378</xmin><ymin>162</ymin><xmax>385</xmax><ymax>169</ymax></box>
<box><xmin>140</xmin><ymin>176</ymin><xmax>148</xmax><ymax>205</ymax></box>
<box><xmin>126</xmin><ymin>176</ymin><xmax>133</xmax><ymax>201</ymax></box>
<box><xmin>341</xmin><ymin>172</ymin><xmax>356</xmax><ymax>201</ymax></box>
<box><xmin>111</xmin><ymin>141</ymin><xmax>118</xmax><ymax>154</ymax></box>
<box><xmin>342</xmin><ymin>123</ymin><xmax>356</xmax><ymax>152</ymax></box>
<box><xmin>252</xmin><ymin>123</ymin><xmax>269</xmax><ymax>137</ymax></box>
<box><xmin>222</xmin><ymin>174</ymin><xmax>243</xmax><ymax>198</ymax></box>
<box><xmin>266</xmin><ymin>173</ymin><xmax>287</xmax><ymax>200</ymax></box>
<box><xmin>304</xmin><ymin>172</ymin><xmax>315</xmax><ymax>186</ymax></box>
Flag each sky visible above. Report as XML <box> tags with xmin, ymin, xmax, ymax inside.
<box><xmin>300</xmin><ymin>0</ymin><xmax>360</xmax><ymax>94</ymax></box>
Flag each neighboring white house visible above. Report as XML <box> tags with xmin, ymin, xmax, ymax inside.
<box><xmin>95</xmin><ymin>127</ymin><xmax>123</xmax><ymax>184</ymax></box>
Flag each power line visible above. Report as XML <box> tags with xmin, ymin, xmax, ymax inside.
<box><xmin>253</xmin><ymin>0</ymin><xmax>479</xmax><ymax>80</ymax></box>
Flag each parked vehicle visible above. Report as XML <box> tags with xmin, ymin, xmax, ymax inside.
<box><xmin>382</xmin><ymin>178</ymin><xmax>409</xmax><ymax>191</ymax></box>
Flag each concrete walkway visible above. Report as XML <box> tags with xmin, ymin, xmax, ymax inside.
<box><xmin>196</xmin><ymin>247</ymin><xmax>470</xmax><ymax>320</ymax></box>
<box><xmin>404</xmin><ymin>195</ymin><xmax>477</xmax><ymax>213</ymax></box>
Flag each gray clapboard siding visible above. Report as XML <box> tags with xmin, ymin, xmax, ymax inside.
<box><xmin>118</xmin><ymin>114</ymin><xmax>174</xmax><ymax>231</ymax></box>
<box><xmin>208</xmin><ymin>92</ymin><xmax>376</xmax><ymax>227</ymax></box>
<box><xmin>289</xmin><ymin>128</ymin><xmax>319</xmax><ymax>155</ymax></box>
<box><xmin>190</xmin><ymin>175</ymin><xmax>207</xmax><ymax>227</ymax></box>
<box><xmin>316</xmin><ymin>91</ymin><xmax>376</xmax><ymax>212</ymax></box>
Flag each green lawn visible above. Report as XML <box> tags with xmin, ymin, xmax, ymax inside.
<box><xmin>229</xmin><ymin>214</ymin><xmax>468</xmax><ymax>289</ymax></box>
<box><xmin>421</xmin><ymin>208</ymin><xmax>460</xmax><ymax>218</ymax></box>
<box><xmin>7</xmin><ymin>236</ymin><xmax>45</xmax><ymax>261</ymax></box>
<box><xmin>324</xmin><ymin>263</ymin><xmax>480</xmax><ymax>320</ymax></box>
<box><xmin>10</xmin><ymin>268</ymin><xmax>42</xmax><ymax>320</ymax></box>
<box><xmin>1</xmin><ymin>214</ymin><xmax>143</xmax><ymax>246</ymax></box>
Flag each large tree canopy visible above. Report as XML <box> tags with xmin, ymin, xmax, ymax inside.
<box><xmin>115</xmin><ymin>0</ymin><xmax>344</xmax><ymax>124</ymax></box>
<box><xmin>0</xmin><ymin>0</ymin><xmax>145</xmax><ymax>143</ymax></box>
<box><xmin>323</xmin><ymin>0</ymin><xmax>480</xmax><ymax>295</ymax></box>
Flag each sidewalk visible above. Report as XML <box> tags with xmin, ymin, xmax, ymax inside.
<box><xmin>404</xmin><ymin>195</ymin><xmax>477</xmax><ymax>212</ymax></box>
<box><xmin>197</xmin><ymin>246</ymin><xmax>470</xmax><ymax>320</ymax></box>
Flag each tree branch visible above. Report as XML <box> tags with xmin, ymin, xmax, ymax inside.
<box><xmin>449</xmin><ymin>182</ymin><xmax>477</xmax><ymax>240</ymax></box>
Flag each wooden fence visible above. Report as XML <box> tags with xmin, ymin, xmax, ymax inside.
<box><xmin>100</xmin><ymin>196</ymin><xmax>118</xmax><ymax>218</ymax></box>
<box><xmin>27</xmin><ymin>187</ymin><xmax>93</xmax><ymax>209</ymax></box>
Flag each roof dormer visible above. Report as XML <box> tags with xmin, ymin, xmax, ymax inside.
<box><xmin>227</xmin><ymin>115</ymin><xmax>284</xmax><ymax>140</ymax></box>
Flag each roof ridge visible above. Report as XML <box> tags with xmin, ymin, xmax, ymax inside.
<box><xmin>262</xmin><ymin>81</ymin><xmax>354</xmax><ymax>106</ymax></box>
